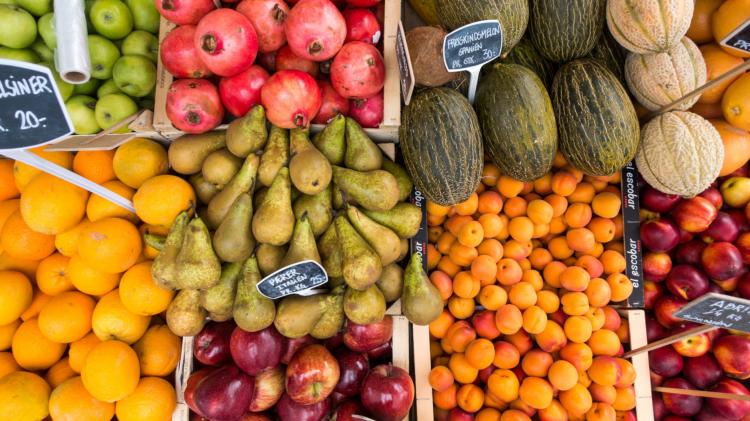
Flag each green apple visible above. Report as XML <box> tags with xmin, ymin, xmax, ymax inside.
<box><xmin>721</xmin><ymin>177</ymin><xmax>750</xmax><ymax>208</ymax></box>
<box><xmin>0</xmin><ymin>0</ymin><xmax>18</xmax><ymax>5</ymax></box>
<box><xmin>138</xmin><ymin>97</ymin><xmax>154</xmax><ymax>110</ymax></box>
<box><xmin>84</xmin><ymin>0</ymin><xmax>95</xmax><ymax>32</ymax></box>
<box><xmin>88</xmin><ymin>34</ymin><xmax>121</xmax><ymax>79</ymax></box>
<box><xmin>0</xmin><ymin>5</ymin><xmax>37</xmax><ymax>48</ymax></box>
<box><xmin>0</xmin><ymin>46</ymin><xmax>38</xmax><ymax>62</ymax></box>
<box><xmin>95</xmin><ymin>93</ymin><xmax>138</xmax><ymax>131</ymax></box>
<box><xmin>121</xmin><ymin>30</ymin><xmax>158</xmax><ymax>62</ymax></box>
<box><xmin>97</xmin><ymin>78</ymin><xmax>121</xmax><ymax>97</ymax></box>
<box><xmin>39</xmin><ymin>61</ymin><xmax>74</xmax><ymax>101</ymax></box>
<box><xmin>73</xmin><ymin>77</ymin><xmax>101</xmax><ymax>95</ymax></box>
<box><xmin>90</xmin><ymin>0</ymin><xmax>133</xmax><ymax>40</ymax></box>
<box><xmin>126</xmin><ymin>0</ymin><xmax>159</xmax><ymax>34</ymax></box>
<box><xmin>37</xmin><ymin>12</ymin><xmax>55</xmax><ymax>49</ymax></box>
<box><xmin>16</xmin><ymin>0</ymin><xmax>50</xmax><ymax>16</ymax></box>
<box><xmin>112</xmin><ymin>55</ymin><xmax>155</xmax><ymax>97</ymax></box>
<box><xmin>30</xmin><ymin>37</ymin><xmax>52</xmax><ymax>61</ymax></box>
<box><xmin>66</xmin><ymin>95</ymin><xmax>101</xmax><ymax>134</ymax></box>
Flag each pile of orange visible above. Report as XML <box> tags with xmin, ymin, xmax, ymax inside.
<box><xmin>425</xmin><ymin>156</ymin><xmax>637</xmax><ymax>421</ymax></box>
<box><xmin>0</xmin><ymin>139</ymin><xmax>186</xmax><ymax>420</ymax></box>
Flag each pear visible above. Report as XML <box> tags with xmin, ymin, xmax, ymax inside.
<box><xmin>274</xmin><ymin>294</ymin><xmax>327</xmax><ymax>338</ymax></box>
<box><xmin>381</xmin><ymin>159</ymin><xmax>413</xmax><ymax>201</ymax></box>
<box><xmin>253</xmin><ymin>187</ymin><xmax>268</xmax><ymax>209</ymax></box>
<box><xmin>343</xmin><ymin>285</ymin><xmax>386</xmax><ymax>324</ymax></box>
<box><xmin>402</xmin><ymin>253</ymin><xmax>443</xmax><ymax>325</ymax></box>
<box><xmin>346</xmin><ymin>206</ymin><xmax>401</xmax><ymax>266</ymax></box>
<box><xmin>293</xmin><ymin>185</ymin><xmax>333</xmax><ymax>237</ymax></box>
<box><xmin>280</xmin><ymin>214</ymin><xmax>321</xmax><ymax>266</ymax></box>
<box><xmin>331</xmin><ymin>184</ymin><xmax>350</xmax><ymax>210</ymax></box>
<box><xmin>289</xmin><ymin>128</ymin><xmax>332</xmax><ymax>195</ymax></box>
<box><xmin>226</xmin><ymin>105</ymin><xmax>268</xmax><ymax>157</ymax></box>
<box><xmin>345</xmin><ymin>117</ymin><xmax>382</xmax><ymax>171</ymax></box>
<box><xmin>202</xmin><ymin>148</ymin><xmax>243</xmax><ymax>186</ymax></box>
<box><xmin>310</xmin><ymin>286</ymin><xmax>345</xmax><ymax>339</ymax></box>
<box><xmin>312</xmin><ymin>114</ymin><xmax>345</xmax><ymax>165</ymax></box>
<box><xmin>168</xmin><ymin>131</ymin><xmax>226</xmax><ymax>175</ymax></box>
<box><xmin>377</xmin><ymin>263</ymin><xmax>404</xmax><ymax>302</ymax></box>
<box><xmin>209</xmin><ymin>312</ymin><xmax>232</xmax><ymax>322</ymax></box>
<box><xmin>257</xmin><ymin>243</ymin><xmax>287</xmax><ymax>276</ymax></box>
<box><xmin>151</xmin><ymin>211</ymin><xmax>189</xmax><ymax>290</ymax></box>
<box><xmin>252</xmin><ymin>167</ymin><xmax>295</xmax><ymax>245</ymax></box>
<box><xmin>363</xmin><ymin>202</ymin><xmax>423</xmax><ymax>239</ymax></box>
<box><xmin>258</xmin><ymin>126</ymin><xmax>289</xmax><ymax>187</ymax></box>
<box><xmin>206</xmin><ymin>153</ymin><xmax>260</xmax><ymax>228</ymax></box>
<box><xmin>175</xmin><ymin>217</ymin><xmax>222</xmax><ymax>290</ymax></box>
<box><xmin>212</xmin><ymin>193</ymin><xmax>255</xmax><ymax>263</ymax></box>
<box><xmin>332</xmin><ymin>167</ymin><xmax>399</xmax><ymax>211</ymax></box>
<box><xmin>143</xmin><ymin>233</ymin><xmax>165</xmax><ymax>251</ymax></box>
<box><xmin>318</xmin><ymin>224</ymin><xmax>343</xmax><ymax>278</ymax></box>
<box><xmin>201</xmin><ymin>262</ymin><xmax>242</xmax><ymax>317</ymax></box>
<box><xmin>167</xmin><ymin>289</ymin><xmax>207</xmax><ymax>337</ymax></box>
<box><xmin>189</xmin><ymin>173</ymin><xmax>221</xmax><ymax>204</ymax></box>
<box><xmin>335</xmin><ymin>216</ymin><xmax>382</xmax><ymax>290</ymax></box>
<box><xmin>234</xmin><ymin>256</ymin><xmax>276</xmax><ymax>332</ymax></box>
<box><xmin>398</xmin><ymin>238</ymin><xmax>409</xmax><ymax>262</ymax></box>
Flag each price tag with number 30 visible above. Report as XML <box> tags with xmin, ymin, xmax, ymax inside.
<box><xmin>443</xmin><ymin>20</ymin><xmax>503</xmax><ymax>104</ymax></box>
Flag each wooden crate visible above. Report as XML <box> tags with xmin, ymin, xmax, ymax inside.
<box><xmin>153</xmin><ymin>0</ymin><xmax>402</xmax><ymax>142</ymax></box>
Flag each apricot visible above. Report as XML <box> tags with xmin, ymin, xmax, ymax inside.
<box><xmin>536</xmin><ymin>320</ymin><xmax>567</xmax><ymax>353</ymax></box>
<box><xmin>588</xmin><ymin>330</ymin><xmax>621</xmax><ymax>357</ymax></box>
<box><xmin>478</xmin><ymin>190</ymin><xmax>504</xmax><ymax>214</ymax></box>
<box><xmin>522</xmin><ymin>269</ymin><xmax>544</xmax><ymax>291</ymax></box>
<box><xmin>586</xmin><ymin>402</ymin><xmax>616</xmax><ymax>421</ymax></box>
<box><xmin>455</xmin><ymin>193</ymin><xmax>479</xmax><ymax>216</ymax></box>
<box><xmin>585</xmin><ymin>278</ymin><xmax>612</xmax><ymax>308</ymax></box>
<box><xmin>614</xmin><ymin>359</ymin><xmax>636</xmax><ymax>388</ymax></box>
<box><xmin>588</xmin><ymin>357</ymin><xmax>622</xmax><ymax>387</ymax></box>
<box><xmin>504</xmin><ymin>240</ymin><xmax>533</xmax><ymax>261</ymax></box>
<box><xmin>472</xmin><ymin>255</ymin><xmax>498</xmax><ymax>284</ymax></box>
<box><xmin>548</xmin><ymin>360</ymin><xmax>579</xmax><ymax>391</ymax></box>
<box><xmin>450</xmin><ymin>243</ymin><xmax>479</xmax><ymax>267</ymax></box>
<box><xmin>465</xmin><ymin>338</ymin><xmax>495</xmax><ymax>370</ymax></box>
<box><xmin>551</xmin><ymin>171</ymin><xmax>578</xmax><ymax>196</ymax></box>
<box><xmin>560</xmin><ymin>266</ymin><xmax>591</xmax><ymax>292</ymax></box>
<box><xmin>479</xmin><ymin>286</ymin><xmax>508</xmax><ymax>311</ymax></box>
<box><xmin>448</xmin><ymin>296</ymin><xmax>475</xmax><ymax>319</ymax></box>
<box><xmin>449</xmin><ymin>353</ymin><xmax>479</xmax><ymax>384</ymax></box>
<box><xmin>543</xmin><ymin>261</ymin><xmax>567</xmax><ymax>288</ymax></box>
<box><xmin>509</xmin><ymin>282</ymin><xmax>537</xmax><ymax>310</ymax></box>
<box><xmin>600</xmin><ymin>251</ymin><xmax>625</xmax><ymax>275</ymax></box>
<box><xmin>601</xmin><ymin>307</ymin><xmax>621</xmax><ymax>331</ymax></box>
<box><xmin>615</xmin><ymin>319</ymin><xmax>630</xmax><ymax>344</ymax></box>
<box><xmin>521</xmin><ymin>349</ymin><xmax>554</xmax><ymax>377</ymax></box>
<box><xmin>559</xmin><ymin>383</ymin><xmax>593</xmax><ymax>417</ymax></box>
<box><xmin>483</xmin><ymin>390</ymin><xmax>508</xmax><ymax>410</ymax></box>
<box><xmin>509</xmin><ymin>398</ymin><xmax>536</xmax><ymax>417</ymax></box>
<box><xmin>473</xmin><ymin>310</ymin><xmax>501</xmax><ymax>340</ymax></box>
<box><xmin>534</xmin><ymin>174</ymin><xmax>553</xmax><ymax>195</ymax></box>
<box><xmin>612</xmin><ymin>386</ymin><xmax>635</xmax><ymax>411</ymax></box>
<box><xmin>429</xmin><ymin>366</ymin><xmax>454</xmax><ymax>392</ymax></box>
<box><xmin>519</xmin><ymin>377</ymin><xmax>554</xmax><ymax>410</ymax></box>
<box><xmin>565</xmin><ymin>203</ymin><xmax>593</xmax><ymax>228</ymax></box>
<box><xmin>500</xmin><ymin>409</ymin><xmax>532</xmax><ymax>421</ymax></box>
<box><xmin>497</xmin><ymin>258</ymin><xmax>523</xmax><ymax>286</ymax></box>
<box><xmin>478</xmin><ymin>238</ymin><xmax>504</xmax><ymax>262</ymax></box>
<box><xmin>529</xmin><ymin>248</ymin><xmax>553</xmax><ymax>270</ymax></box>
<box><xmin>495</xmin><ymin>304</ymin><xmax>523</xmax><ymax>335</ymax></box>
<box><xmin>505</xmin><ymin>331</ymin><xmax>534</xmax><ymax>356</ymax></box>
<box><xmin>589</xmin><ymin>383</ymin><xmax>617</xmax><ymax>405</ymax></box>
<box><xmin>487</xmin><ymin>369</ymin><xmax>519</xmax><ymax>403</ymax></box>
<box><xmin>585</xmin><ymin>307</ymin><xmax>606</xmax><ymax>331</ymax></box>
<box><xmin>549</xmin><ymin>236</ymin><xmax>574</xmax><ymax>260</ymax></box>
<box><xmin>492</xmin><ymin>341</ymin><xmax>520</xmax><ymax>369</ymax></box>
<box><xmin>481</xmin><ymin>164</ymin><xmax>500</xmax><ymax>187</ymax></box>
<box><xmin>561</xmin><ymin>292</ymin><xmax>590</xmax><ymax>316</ymax></box>
<box><xmin>588</xmin><ymin>217</ymin><xmax>616</xmax><ymax>243</ymax></box>
<box><xmin>578</xmin><ymin>369</ymin><xmax>592</xmax><ymax>388</ymax></box>
<box><xmin>527</xmin><ymin>200</ymin><xmax>554</xmax><ymax>225</ymax></box>
<box><xmin>549</xmin><ymin>216</ymin><xmax>568</xmax><ymax>235</ymax></box>
<box><xmin>434</xmin><ymin>383</ymin><xmax>458</xmax><ymax>410</ymax></box>
<box><xmin>537</xmin><ymin>290</ymin><xmax>560</xmax><ymax>314</ymax></box>
<box><xmin>457</xmin><ymin>383</ymin><xmax>484</xmax><ymax>413</ymax></box>
<box><xmin>538</xmin><ymin>399</ymin><xmax>567</xmax><ymax>421</ymax></box>
<box><xmin>592</xmin><ymin>192</ymin><xmax>621</xmax><ymax>219</ymax></box>
<box><xmin>576</xmin><ymin>255</ymin><xmax>604</xmax><ymax>278</ymax></box>
<box><xmin>567</xmin><ymin>228</ymin><xmax>596</xmax><ymax>252</ymax></box>
<box><xmin>607</xmin><ymin>273</ymin><xmax>633</xmax><ymax>302</ymax></box>
<box><xmin>569</xmin><ymin>182</ymin><xmax>596</xmax><ymax>203</ymax></box>
<box><xmin>444</xmin><ymin>321</ymin><xmax>476</xmax><ymax>353</ymax></box>
<box><xmin>499</xmin><ymin>176</ymin><xmax>525</xmax><ymax>198</ymax></box>
<box><xmin>560</xmin><ymin>343</ymin><xmax>594</xmax><ymax>371</ymax></box>
<box><xmin>509</xmin><ymin>217</ymin><xmax>534</xmax><ymax>242</ymax></box>
<box><xmin>476</xmin><ymin>407</ymin><xmax>502</xmax><ymax>421</ymax></box>
<box><xmin>429</xmin><ymin>310</ymin><xmax>455</xmax><ymax>339</ymax></box>
<box><xmin>504</xmin><ymin>197</ymin><xmax>528</xmax><ymax>218</ymax></box>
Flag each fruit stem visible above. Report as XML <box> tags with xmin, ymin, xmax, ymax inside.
<box><xmin>309</xmin><ymin>41</ymin><xmax>323</xmax><ymax>55</ymax></box>
<box><xmin>202</xmin><ymin>34</ymin><xmax>218</xmax><ymax>55</ymax></box>
<box><xmin>187</xmin><ymin>111</ymin><xmax>202</xmax><ymax>126</ymax></box>
<box><xmin>294</xmin><ymin>113</ymin><xmax>307</xmax><ymax>128</ymax></box>
<box><xmin>273</xmin><ymin>4</ymin><xmax>287</xmax><ymax>22</ymax></box>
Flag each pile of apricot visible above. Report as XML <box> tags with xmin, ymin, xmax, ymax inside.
<box><xmin>426</xmin><ymin>155</ymin><xmax>637</xmax><ymax>421</ymax></box>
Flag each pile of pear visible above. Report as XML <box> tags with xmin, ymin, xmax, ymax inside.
<box><xmin>149</xmin><ymin>106</ymin><xmax>443</xmax><ymax>339</ymax></box>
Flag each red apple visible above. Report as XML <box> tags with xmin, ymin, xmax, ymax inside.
<box><xmin>248</xmin><ymin>366</ymin><xmax>285</xmax><ymax>412</ymax></box>
<box><xmin>195</xmin><ymin>365</ymin><xmax>255</xmax><ymax>421</ymax></box>
<box><xmin>641</xmin><ymin>219</ymin><xmax>681</xmax><ymax>252</ymax></box>
<box><xmin>654</xmin><ymin>295</ymin><xmax>688</xmax><ymax>328</ymax></box>
<box><xmin>644</xmin><ymin>252</ymin><xmax>672</xmax><ymax>282</ymax></box>
<box><xmin>714</xmin><ymin>335</ymin><xmax>750</xmax><ymax>379</ymax></box>
<box><xmin>281</xmin><ymin>335</ymin><xmax>317</xmax><ymax>365</ymax></box>
<box><xmin>653</xmin><ymin>394</ymin><xmax>668</xmax><ymax>420</ymax></box>
<box><xmin>644</xmin><ymin>281</ymin><xmax>664</xmax><ymax>310</ymax></box>
<box><xmin>649</xmin><ymin>345</ymin><xmax>683</xmax><ymax>377</ymax></box>
<box><xmin>728</xmin><ymin>209</ymin><xmax>750</xmax><ymax>232</ymax></box>
<box><xmin>448</xmin><ymin>408</ymin><xmax>474</xmax><ymax>421</ymax></box>
<box><xmin>672</xmin><ymin>331</ymin><xmax>711</xmax><ymax>357</ymax></box>
<box><xmin>651</xmin><ymin>370</ymin><xmax>664</xmax><ymax>387</ymax></box>
<box><xmin>185</xmin><ymin>367</ymin><xmax>216</xmax><ymax>417</ymax></box>
<box><xmin>679</xmin><ymin>226</ymin><xmax>694</xmax><ymax>243</ymax></box>
<box><xmin>334</xmin><ymin>349</ymin><xmax>369</xmax><ymax>397</ymax></box>
<box><xmin>700</xmin><ymin>187</ymin><xmax>724</xmax><ymax>209</ymax></box>
<box><xmin>367</xmin><ymin>339</ymin><xmax>392</xmax><ymax>361</ymax></box>
<box><xmin>709</xmin><ymin>378</ymin><xmax>750</xmax><ymax>420</ymax></box>
<box><xmin>666</xmin><ymin>264</ymin><xmax>710</xmax><ymax>300</ymax></box>
<box><xmin>703</xmin><ymin>212</ymin><xmax>740</xmax><ymax>243</ymax></box>
<box><xmin>331</xmin><ymin>400</ymin><xmax>371</xmax><ymax>421</ymax></box>
<box><xmin>702</xmin><ymin>242</ymin><xmax>745</xmax><ymax>280</ymax></box>
<box><xmin>276</xmin><ymin>393</ymin><xmax>330</xmax><ymax>421</ymax></box>
<box><xmin>731</xmin><ymin>164</ymin><xmax>750</xmax><ymax>178</ymax></box>
<box><xmin>684</xmin><ymin>353</ymin><xmax>724</xmax><ymax>389</ymax></box>
<box><xmin>673</xmin><ymin>197</ymin><xmax>718</xmax><ymax>233</ymax></box>
<box><xmin>661</xmin><ymin>377</ymin><xmax>703</xmax><ymax>417</ymax></box>
<box><xmin>286</xmin><ymin>344</ymin><xmax>340</xmax><ymax>404</ymax></box>
<box><xmin>646</xmin><ymin>315</ymin><xmax>668</xmax><ymax>342</ymax></box>
<box><xmin>676</xmin><ymin>240</ymin><xmax>708</xmax><ymax>265</ymax></box>
<box><xmin>737</xmin><ymin>232</ymin><xmax>750</xmax><ymax>264</ymax></box>
<box><xmin>230</xmin><ymin>326</ymin><xmax>284</xmax><ymax>376</ymax></box>
<box><xmin>698</xmin><ymin>407</ymin><xmax>729</xmax><ymax>421</ymax></box>
<box><xmin>325</xmin><ymin>331</ymin><xmax>345</xmax><ymax>350</ymax></box>
<box><xmin>361</xmin><ymin>364</ymin><xmax>414</xmax><ymax>421</ymax></box>
<box><xmin>194</xmin><ymin>321</ymin><xmax>235</xmax><ymax>366</ymax></box>
<box><xmin>343</xmin><ymin>316</ymin><xmax>393</xmax><ymax>353</ymax></box>
<box><xmin>642</xmin><ymin>186</ymin><xmax>681</xmax><ymax>213</ymax></box>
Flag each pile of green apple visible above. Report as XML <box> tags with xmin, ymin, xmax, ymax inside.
<box><xmin>0</xmin><ymin>0</ymin><xmax>160</xmax><ymax>134</ymax></box>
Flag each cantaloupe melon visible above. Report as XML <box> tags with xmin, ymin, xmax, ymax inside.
<box><xmin>624</xmin><ymin>37</ymin><xmax>707</xmax><ymax>111</ymax></box>
<box><xmin>636</xmin><ymin>111</ymin><xmax>724</xmax><ymax>197</ymax></box>
<box><xmin>607</xmin><ymin>0</ymin><xmax>694</xmax><ymax>54</ymax></box>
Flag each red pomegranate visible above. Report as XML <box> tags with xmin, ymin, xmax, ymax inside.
<box><xmin>155</xmin><ymin>0</ymin><xmax>215</xmax><ymax>25</ymax></box>
<box><xmin>276</xmin><ymin>45</ymin><xmax>320</xmax><ymax>78</ymax></box>
<box><xmin>314</xmin><ymin>80</ymin><xmax>349</xmax><ymax>124</ymax></box>
<box><xmin>261</xmin><ymin>70</ymin><xmax>322</xmax><ymax>129</ymax></box>
<box><xmin>345</xmin><ymin>0</ymin><xmax>380</xmax><ymax>6</ymax></box>
<box><xmin>160</xmin><ymin>25</ymin><xmax>212</xmax><ymax>79</ymax></box>
<box><xmin>331</xmin><ymin>41</ymin><xmax>385</xmax><ymax>99</ymax></box>
<box><xmin>257</xmin><ymin>52</ymin><xmax>277</xmax><ymax>73</ymax></box>
<box><xmin>284</xmin><ymin>0</ymin><xmax>346</xmax><ymax>62</ymax></box>
<box><xmin>166</xmin><ymin>79</ymin><xmax>224</xmax><ymax>134</ymax></box>
<box><xmin>237</xmin><ymin>0</ymin><xmax>290</xmax><ymax>53</ymax></box>
<box><xmin>343</xmin><ymin>8</ymin><xmax>381</xmax><ymax>44</ymax></box>
<box><xmin>219</xmin><ymin>65</ymin><xmax>270</xmax><ymax>118</ymax></box>
<box><xmin>195</xmin><ymin>9</ymin><xmax>259</xmax><ymax>77</ymax></box>
<box><xmin>349</xmin><ymin>90</ymin><xmax>382</xmax><ymax>128</ymax></box>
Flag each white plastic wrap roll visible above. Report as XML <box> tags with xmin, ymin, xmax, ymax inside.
<box><xmin>54</xmin><ymin>0</ymin><xmax>91</xmax><ymax>84</ymax></box>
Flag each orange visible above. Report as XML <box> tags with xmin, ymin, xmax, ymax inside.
<box><xmin>68</xmin><ymin>333</ymin><xmax>101</xmax><ymax>373</ymax></box>
<box><xmin>86</xmin><ymin>180</ymin><xmax>138</xmax><ymax>223</ymax></box>
<box><xmin>0</xmin><ymin>319</ymin><xmax>20</xmax><ymax>351</ymax></box>
<box><xmin>0</xmin><ymin>199</ymin><xmax>20</xmax><ymax>251</ymax></box>
<box><xmin>13</xmin><ymin>147</ymin><xmax>73</xmax><ymax>192</ymax></box>
<box><xmin>54</xmin><ymin>218</ymin><xmax>91</xmax><ymax>257</ymax></box>
<box><xmin>73</xmin><ymin>150</ymin><xmax>116</xmax><ymax>184</ymax></box>
<box><xmin>20</xmin><ymin>289</ymin><xmax>51</xmax><ymax>321</ymax></box>
<box><xmin>133</xmin><ymin>324</ymin><xmax>180</xmax><ymax>377</ymax></box>
<box><xmin>20</xmin><ymin>173</ymin><xmax>89</xmax><ymax>235</ymax></box>
<box><xmin>0</xmin><ymin>252</ymin><xmax>38</xmax><ymax>282</ymax></box>
<box><xmin>119</xmin><ymin>261</ymin><xmax>174</xmax><ymax>316</ymax></box>
<box><xmin>0</xmin><ymin>351</ymin><xmax>19</xmax><ymax>378</ymax></box>
<box><xmin>724</xmin><ymin>72</ymin><xmax>750</xmax><ymax>131</ymax></box>
<box><xmin>112</xmin><ymin>138</ymin><xmax>168</xmax><ymax>188</ymax></box>
<box><xmin>699</xmin><ymin>43</ymin><xmax>745</xmax><ymax>104</ymax></box>
<box><xmin>134</xmin><ymin>175</ymin><xmax>196</xmax><ymax>227</ymax></box>
<box><xmin>11</xmin><ymin>318</ymin><xmax>66</xmax><ymax>370</ymax></box>
<box><xmin>0</xmin><ymin>371</ymin><xmax>51</xmax><ymax>420</ymax></box>
<box><xmin>92</xmin><ymin>289</ymin><xmax>151</xmax><ymax>344</ymax></box>
<box><xmin>36</xmin><ymin>253</ymin><xmax>73</xmax><ymax>296</ymax></box>
<box><xmin>115</xmin><ymin>377</ymin><xmax>177</xmax><ymax>421</ymax></box>
<box><xmin>688</xmin><ymin>0</ymin><xmax>723</xmax><ymax>43</ymax></box>
<box><xmin>67</xmin><ymin>254</ymin><xmax>121</xmax><ymax>296</ymax></box>
<box><xmin>38</xmin><ymin>291</ymin><xmax>95</xmax><ymax>343</ymax></box>
<box><xmin>519</xmin><ymin>377</ymin><xmax>553</xmax><ymax>410</ymax></box>
<box><xmin>45</xmin><ymin>357</ymin><xmax>77</xmax><ymax>388</ymax></box>
<box><xmin>0</xmin><ymin>160</ymin><xmax>19</xmax><ymax>201</ymax></box>
<box><xmin>713</xmin><ymin>119</ymin><xmax>750</xmax><ymax>176</ymax></box>
<box><xmin>0</xmin><ymin>270</ymin><xmax>32</xmax><ymax>324</ymax></box>
<box><xmin>48</xmin><ymin>376</ymin><xmax>115</xmax><ymax>421</ymax></box>
<box><xmin>81</xmin><ymin>340</ymin><xmax>140</xmax><ymax>402</ymax></box>
<box><xmin>713</xmin><ymin>0</ymin><xmax>750</xmax><ymax>57</ymax></box>
<box><xmin>0</xmin><ymin>210</ymin><xmax>56</xmax><ymax>260</ymax></box>
<box><xmin>78</xmin><ymin>218</ymin><xmax>142</xmax><ymax>274</ymax></box>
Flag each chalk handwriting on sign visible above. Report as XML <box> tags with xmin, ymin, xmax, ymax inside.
<box><xmin>620</xmin><ymin>162</ymin><xmax>644</xmax><ymax>308</ymax></box>
<box><xmin>396</xmin><ymin>21</ymin><xmax>415</xmax><ymax>105</ymax></box>
<box><xmin>442</xmin><ymin>20</ymin><xmax>503</xmax><ymax>104</ymax></box>
<box><xmin>0</xmin><ymin>59</ymin><xmax>73</xmax><ymax>149</ymax></box>
<box><xmin>674</xmin><ymin>293</ymin><xmax>750</xmax><ymax>333</ymax></box>
<box><xmin>721</xmin><ymin>18</ymin><xmax>750</xmax><ymax>54</ymax></box>
<box><xmin>256</xmin><ymin>260</ymin><xmax>329</xmax><ymax>300</ymax></box>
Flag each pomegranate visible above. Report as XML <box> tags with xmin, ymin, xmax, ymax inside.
<box><xmin>166</xmin><ymin>79</ymin><xmax>224</xmax><ymax>134</ymax></box>
<box><xmin>349</xmin><ymin>90</ymin><xmax>382</xmax><ymax>128</ymax></box>
<box><xmin>155</xmin><ymin>0</ymin><xmax>215</xmax><ymax>25</ymax></box>
<box><xmin>276</xmin><ymin>45</ymin><xmax>320</xmax><ymax>78</ymax></box>
<box><xmin>160</xmin><ymin>25</ymin><xmax>213</xmax><ymax>79</ymax></box>
<box><xmin>345</xmin><ymin>0</ymin><xmax>380</xmax><ymax>6</ymax></box>
<box><xmin>331</xmin><ymin>41</ymin><xmax>385</xmax><ymax>99</ymax></box>
<box><xmin>261</xmin><ymin>70</ymin><xmax>322</xmax><ymax>129</ymax></box>
<box><xmin>220</xmin><ymin>65</ymin><xmax>270</xmax><ymax>118</ymax></box>
<box><xmin>195</xmin><ymin>9</ymin><xmax>259</xmax><ymax>77</ymax></box>
<box><xmin>285</xmin><ymin>0</ymin><xmax>346</xmax><ymax>62</ymax></box>
<box><xmin>257</xmin><ymin>52</ymin><xmax>277</xmax><ymax>73</ymax></box>
<box><xmin>314</xmin><ymin>80</ymin><xmax>349</xmax><ymax>124</ymax></box>
<box><xmin>343</xmin><ymin>8</ymin><xmax>381</xmax><ymax>44</ymax></box>
<box><xmin>237</xmin><ymin>0</ymin><xmax>290</xmax><ymax>53</ymax></box>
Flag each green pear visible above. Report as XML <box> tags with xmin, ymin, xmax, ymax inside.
<box><xmin>344</xmin><ymin>285</ymin><xmax>386</xmax><ymax>324</ymax></box>
<box><xmin>310</xmin><ymin>286</ymin><xmax>345</xmax><ymax>339</ymax></box>
<box><xmin>252</xmin><ymin>167</ymin><xmax>295</xmax><ymax>246</ymax></box>
<box><xmin>213</xmin><ymin>193</ymin><xmax>255</xmax><ymax>263</ymax></box>
<box><xmin>234</xmin><ymin>256</ymin><xmax>276</xmax><ymax>332</ymax></box>
<box><xmin>257</xmin><ymin>243</ymin><xmax>287</xmax><ymax>276</ymax></box>
<box><xmin>335</xmin><ymin>216</ymin><xmax>382</xmax><ymax>290</ymax></box>
<box><xmin>377</xmin><ymin>263</ymin><xmax>404</xmax><ymax>302</ymax></box>
<box><xmin>280</xmin><ymin>214</ymin><xmax>321</xmax><ymax>267</ymax></box>
<box><xmin>189</xmin><ymin>173</ymin><xmax>221</xmax><ymax>205</ymax></box>
<box><xmin>346</xmin><ymin>206</ymin><xmax>401</xmax><ymax>266</ymax></box>
<box><xmin>363</xmin><ymin>202</ymin><xmax>423</xmax><ymax>239</ymax></box>
<box><xmin>332</xmin><ymin>167</ymin><xmax>400</xmax><ymax>212</ymax></box>
<box><xmin>168</xmin><ymin>131</ymin><xmax>227</xmax><ymax>175</ymax></box>
<box><xmin>151</xmin><ymin>211</ymin><xmax>189</xmax><ymax>290</ymax></box>
<box><xmin>175</xmin><ymin>217</ymin><xmax>221</xmax><ymax>290</ymax></box>
<box><xmin>202</xmin><ymin>148</ymin><xmax>243</xmax><ymax>186</ymax></box>
<box><xmin>274</xmin><ymin>294</ymin><xmax>327</xmax><ymax>338</ymax></box>
<box><xmin>345</xmin><ymin>117</ymin><xmax>382</xmax><ymax>171</ymax></box>
<box><xmin>313</xmin><ymin>114</ymin><xmax>345</xmax><ymax>165</ymax></box>
<box><xmin>206</xmin><ymin>153</ymin><xmax>260</xmax><ymax>228</ymax></box>
<box><xmin>258</xmin><ymin>126</ymin><xmax>289</xmax><ymax>187</ymax></box>
<box><xmin>201</xmin><ymin>262</ymin><xmax>242</xmax><ymax>318</ymax></box>
<box><xmin>318</xmin><ymin>224</ymin><xmax>343</xmax><ymax>278</ymax></box>
<box><xmin>402</xmin><ymin>253</ymin><xmax>443</xmax><ymax>325</ymax></box>
<box><xmin>167</xmin><ymin>289</ymin><xmax>207</xmax><ymax>337</ymax></box>
<box><xmin>381</xmin><ymin>159</ymin><xmax>413</xmax><ymax>201</ymax></box>
<box><xmin>293</xmin><ymin>185</ymin><xmax>333</xmax><ymax>237</ymax></box>
<box><xmin>289</xmin><ymin>128</ymin><xmax>332</xmax><ymax>195</ymax></box>
<box><xmin>226</xmin><ymin>105</ymin><xmax>267</xmax><ymax>157</ymax></box>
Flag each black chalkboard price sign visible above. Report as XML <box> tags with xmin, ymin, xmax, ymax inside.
<box><xmin>256</xmin><ymin>260</ymin><xmax>329</xmax><ymax>300</ymax></box>
<box><xmin>721</xmin><ymin>18</ymin><xmax>750</xmax><ymax>54</ymax></box>
<box><xmin>0</xmin><ymin>59</ymin><xmax>73</xmax><ymax>150</ymax></box>
<box><xmin>620</xmin><ymin>162</ymin><xmax>644</xmax><ymax>308</ymax></box>
<box><xmin>674</xmin><ymin>293</ymin><xmax>750</xmax><ymax>333</ymax></box>
<box><xmin>442</xmin><ymin>20</ymin><xmax>503</xmax><ymax>103</ymax></box>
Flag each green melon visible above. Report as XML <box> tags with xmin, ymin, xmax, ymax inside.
<box><xmin>587</xmin><ymin>29</ymin><xmax>627</xmax><ymax>83</ymax></box>
<box><xmin>500</xmin><ymin>37</ymin><xmax>557</xmax><ymax>88</ymax></box>
<box><xmin>529</xmin><ymin>0</ymin><xmax>606</xmax><ymax>63</ymax></box>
